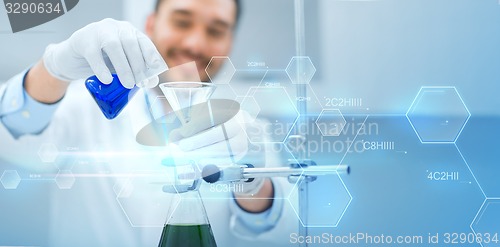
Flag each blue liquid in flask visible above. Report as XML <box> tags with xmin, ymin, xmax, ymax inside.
<box><xmin>85</xmin><ymin>74</ymin><xmax>139</xmax><ymax>119</ymax></box>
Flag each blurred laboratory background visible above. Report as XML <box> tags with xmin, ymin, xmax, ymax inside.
<box><xmin>1</xmin><ymin>0</ymin><xmax>499</xmax><ymax>116</ymax></box>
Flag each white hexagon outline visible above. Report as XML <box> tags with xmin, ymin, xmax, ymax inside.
<box><xmin>228</xmin><ymin>71</ymin><xmax>265</xmax><ymax>99</ymax></box>
<box><xmin>406</xmin><ymin>86</ymin><xmax>471</xmax><ymax>144</ymax></box>
<box><xmin>0</xmin><ymin>170</ymin><xmax>21</xmax><ymax>189</ymax></box>
<box><xmin>455</xmin><ymin>143</ymin><xmax>487</xmax><ymax>198</ymax></box>
<box><xmin>229</xmin><ymin>70</ymin><xmax>267</xmax><ymax>97</ymax></box>
<box><xmin>37</xmin><ymin>143</ymin><xmax>60</xmax><ymax>163</ymax></box>
<box><xmin>453</xmin><ymin>120</ymin><xmax>498</xmax><ymax>247</ymax></box>
<box><xmin>242</xmin><ymin>86</ymin><xmax>300</xmax><ymax>144</ymax></box>
<box><xmin>115</xmin><ymin>176</ymin><xmax>183</xmax><ymax>228</ymax></box>
<box><xmin>243</xmin><ymin>86</ymin><xmax>300</xmax><ymax>144</ymax></box>
<box><xmin>244</xmin><ymin>86</ymin><xmax>260</xmax><ymax>98</ymax></box>
<box><xmin>456</xmin><ymin>142</ymin><xmax>490</xmax><ymax>246</ymax></box>
<box><xmin>283</xmin><ymin>135</ymin><xmax>307</xmax><ymax>161</ymax></box>
<box><xmin>304</xmin><ymin>84</ymin><xmax>322</xmax><ymax>115</ymax></box>
<box><xmin>283</xmin><ymin>114</ymin><xmax>361</xmax><ymax>228</ymax></box>
<box><xmin>239</xmin><ymin>96</ymin><xmax>261</xmax><ymax>123</ymax></box>
<box><xmin>55</xmin><ymin>169</ymin><xmax>76</xmax><ymax>190</ymax></box>
<box><xmin>259</xmin><ymin>70</ymin><xmax>292</xmax><ymax>89</ymax></box>
<box><xmin>285</xmin><ymin>83</ymin><xmax>323</xmax><ymax>118</ymax></box>
<box><xmin>205</xmin><ymin>56</ymin><xmax>236</xmax><ymax>84</ymax></box>
<box><xmin>117</xmin><ymin>178</ymin><xmax>135</xmax><ymax>198</ymax></box>
<box><xmin>470</xmin><ymin>198</ymin><xmax>500</xmax><ymax>247</ymax></box>
<box><xmin>113</xmin><ymin>178</ymin><xmax>130</xmax><ymax>196</ymax></box>
<box><xmin>287</xmin><ymin>171</ymin><xmax>352</xmax><ymax>228</ymax></box>
<box><xmin>285</xmin><ymin>56</ymin><xmax>317</xmax><ymax>85</ymax></box>
<box><xmin>282</xmin><ymin>146</ymin><xmax>305</xmax><ymax>200</ymax></box>
<box><xmin>212</xmin><ymin>84</ymin><xmax>239</xmax><ymax>102</ymax></box>
<box><xmin>315</xmin><ymin>109</ymin><xmax>347</xmax><ymax>137</ymax></box>
<box><xmin>55</xmin><ymin>157</ymin><xmax>80</xmax><ymax>171</ymax></box>
<box><xmin>337</xmin><ymin>115</ymin><xmax>369</xmax><ymax>167</ymax></box>
<box><xmin>285</xmin><ymin>170</ymin><xmax>305</xmax><ymax>201</ymax></box>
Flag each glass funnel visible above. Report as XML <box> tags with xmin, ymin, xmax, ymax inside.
<box><xmin>159</xmin><ymin>82</ymin><xmax>216</xmax><ymax>125</ymax></box>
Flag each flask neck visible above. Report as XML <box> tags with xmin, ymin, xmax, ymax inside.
<box><xmin>167</xmin><ymin>190</ymin><xmax>210</xmax><ymax>226</ymax></box>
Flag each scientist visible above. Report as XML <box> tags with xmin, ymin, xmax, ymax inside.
<box><xmin>0</xmin><ymin>0</ymin><xmax>295</xmax><ymax>246</ymax></box>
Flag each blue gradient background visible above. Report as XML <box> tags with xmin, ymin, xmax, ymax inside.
<box><xmin>289</xmin><ymin>0</ymin><xmax>500</xmax><ymax>245</ymax></box>
<box><xmin>300</xmin><ymin>115</ymin><xmax>499</xmax><ymax>246</ymax></box>
<box><xmin>312</xmin><ymin>0</ymin><xmax>500</xmax><ymax>116</ymax></box>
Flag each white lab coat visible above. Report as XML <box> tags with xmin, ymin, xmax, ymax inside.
<box><xmin>0</xmin><ymin>79</ymin><xmax>298</xmax><ymax>247</ymax></box>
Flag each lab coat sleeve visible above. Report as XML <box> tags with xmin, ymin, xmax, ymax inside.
<box><xmin>0</xmin><ymin>69</ymin><xmax>61</xmax><ymax>138</ymax></box>
<box><xmin>229</xmin><ymin>177</ymin><xmax>298</xmax><ymax>243</ymax></box>
<box><xmin>226</xmin><ymin>118</ymin><xmax>298</xmax><ymax>242</ymax></box>
<box><xmin>229</xmin><ymin>178</ymin><xmax>283</xmax><ymax>235</ymax></box>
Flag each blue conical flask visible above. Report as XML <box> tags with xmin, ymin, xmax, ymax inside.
<box><xmin>85</xmin><ymin>74</ymin><xmax>139</xmax><ymax>119</ymax></box>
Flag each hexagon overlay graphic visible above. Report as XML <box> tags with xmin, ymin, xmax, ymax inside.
<box><xmin>205</xmin><ymin>56</ymin><xmax>236</xmax><ymax>84</ymax></box>
<box><xmin>471</xmin><ymin>199</ymin><xmax>500</xmax><ymax>247</ymax></box>
<box><xmin>55</xmin><ymin>170</ymin><xmax>75</xmax><ymax>189</ymax></box>
<box><xmin>284</xmin><ymin>135</ymin><xmax>307</xmax><ymax>160</ymax></box>
<box><xmin>406</xmin><ymin>87</ymin><xmax>470</xmax><ymax>143</ymax></box>
<box><xmin>244</xmin><ymin>87</ymin><xmax>299</xmax><ymax>143</ymax></box>
<box><xmin>238</xmin><ymin>96</ymin><xmax>261</xmax><ymax>124</ymax></box>
<box><xmin>229</xmin><ymin>70</ymin><xmax>267</xmax><ymax>96</ymax></box>
<box><xmin>211</xmin><ymin>84</ymin><xmax>237</xmax><ymax>102</ymax></box>
<box><xmin>117</xmin><ymin>176</ymin><xmax>181</xmax><ymax>227</ymax></box>
<box><xmin>38</xmin><ymin>143</ymin><xmax>59</xmax><ymax>163</ymax></box>
<box><xmin>285</xmin><ymin>56</ymin><xmax>317</xmax><ymax>84</ymax></box>
<box><xmin>288</xmin><ymin>173</ymin><xmax>352</xmax><ymax>227</ymax></box>
<box><xmin>315</xmin><ymin>109</ymin><xmax>347</xmax><ymax>136</ymax></box>
<box><xmin>260</xmin><ymin>70</ymin><xmax>291</xmax><ymax>88</ymax></box>
<box><xmin>1</xmin><ymin>170</ymin><xmax>21</xmax><ymax>189</ymax></box>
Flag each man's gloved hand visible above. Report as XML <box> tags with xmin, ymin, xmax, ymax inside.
<box><xmin>169</xmin><ymin>101</ymin><xmax>271</xmax><ymax>196</ymax></box>
<box><xmin>43</xmin><ymin>18</ymin><xmax>167</xmax><ymax>88</ymax></box>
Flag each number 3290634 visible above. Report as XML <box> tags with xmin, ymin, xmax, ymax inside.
<box><xmin>5</xmin><ymin>2</ymin><xmax>61</xmax><ymax>14</ymax></box>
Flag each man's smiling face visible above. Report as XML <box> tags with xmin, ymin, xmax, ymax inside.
<box><xmin>146</xmin><ymin>0</ymin><xmax>237</xmax><ymax>82</ymax></box>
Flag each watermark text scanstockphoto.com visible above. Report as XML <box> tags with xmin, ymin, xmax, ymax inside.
<box><xmin>289</xmin><ymin>232</ymin><xmax>500</xmax><ymax>245</ymax></box>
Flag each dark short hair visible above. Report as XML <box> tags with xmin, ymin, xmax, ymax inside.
<box><xmin>154</xmin><ymin>0</ymin><xmax>241</xmax><ymax>28</ymax></box>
